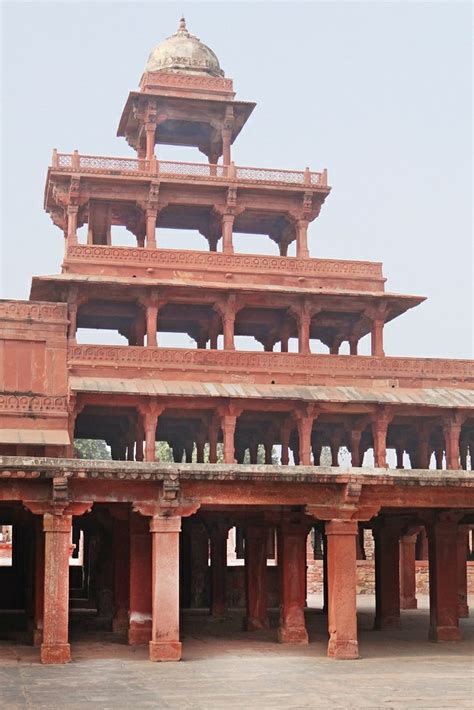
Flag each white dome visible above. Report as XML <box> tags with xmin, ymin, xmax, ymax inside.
<box><xmin>145</xmin><ymin>18</ymin><xmax>224</xmax><ymax>78</ymax></box>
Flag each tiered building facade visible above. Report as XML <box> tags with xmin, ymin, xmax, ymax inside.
<box><xmin>1</xmin><ymin>19</ymin><xmax>473</xmax><ymax>663</ymax></box>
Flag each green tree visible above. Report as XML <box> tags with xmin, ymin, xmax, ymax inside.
<box><xmin>74</xmin><ymin>439</ymin><xmax>111</xmax><ymax>460</ymax></box>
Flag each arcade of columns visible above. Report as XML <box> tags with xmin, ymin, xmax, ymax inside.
<box><xmin>1</xmin><ymin>18</ymin><xmax>473</xmax><ymax>665</ymax></box>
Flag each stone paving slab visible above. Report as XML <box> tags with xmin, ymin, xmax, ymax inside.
<box><xmin>0</xmin><ymin>597</ymin><xmax>472</xmax><ymax>709</ymax></box>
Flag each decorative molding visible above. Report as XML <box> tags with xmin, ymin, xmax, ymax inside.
<box><xmin>0</xmin><ymin>395</ymin><xmax>68</xmax><ymax>413</ymax></box>
<box><xmin>67</xmin><ymin>345</ymin><xmax>474</xmax><ymax>382</ymax></box>
<box><xmin>66</xmin><ymin>245</ymin><xmax>383</xmax><ymax>280</ymax></box>
<box><xmin>0</xmin><ymin>301</ymin><xmax>67</xmax><ymax>323</ymax></box>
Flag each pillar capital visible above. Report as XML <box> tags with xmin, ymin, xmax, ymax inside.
<box><xmin>133</xmin><ymin>499</ymin><xmax>200</xmax><ymax>521</ymax></box>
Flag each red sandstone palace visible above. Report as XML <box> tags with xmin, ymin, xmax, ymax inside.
<box><xmin>1</xmin><ymin>18</ymin><xmax>473</xmax><ymax>664</ymax></box>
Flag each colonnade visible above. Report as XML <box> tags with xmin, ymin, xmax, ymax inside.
<box><xmin>11</xmin><ymin>503</ymin><xmax>470</xmax><ymax>664</ymax></box>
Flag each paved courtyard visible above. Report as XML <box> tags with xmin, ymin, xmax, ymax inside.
<box><xmin>0</xmin><ymin>596</ymin><xmax>473</xmax><ymax>709</ymax></box>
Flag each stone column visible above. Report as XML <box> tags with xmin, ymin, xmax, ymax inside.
<box><xmin>400</xmin><ymin>532</ymin><xmax>418</xmax><ymax>610</ymax></box>
<box><xmin>244</xmin><ymin>525</ymin><xmax>269</xmax><ymax>630</ymax></box>
<box><xmin>149</xmin><ymin>515</ymin><xmax>182</xmax><ymax>661</ymax></box>
<box><xmin>222</xmin><ymin>414</ymin><xmax>237</xmax><ymax>464</ymax></box>
<box><xmin>443</xmin><ymin>418</ymin><xmax>461</xmax><ymax>470</ymax></box>
<box><xmin>146</xmin><ymin>302</ymin><xmax>158</xmax><ymax>347</ymax></box>
<box><xmin>208</xmin><ymin>420</ymin><xmax>219</xmax><ymax>464</ymax></box>
<box><xmin>209</xmin><ymin>521</ymin><xmax>229</xmax><ymax>617</ymax></box>
<box><xmin>297</xmin><ymin>311</ymin><xmax>311</xmax><ymax>355</ymax></box>
<box><xmin>349</xmin><ymin>336</ymin><xmax>358</xmax><ymax>355</ymax></box>
<box><xmin>142</xmin><ymin>406</ymin><xmax>162</xmax><ymax>462</ymax></box>
<box><xmin>112</xmin><ymin>514</ymin><xmax>130</xmax><ymax>633</ymax></box>
<box><xmin>428</xmin><ymin>518</ymin><xmax>460</xmax><ymax>641</ymax></box>
<box><xmin>371</xmin><ymin>413</ymin><xmax>390</xmax><ymax>468</ymax></box>
<box><xmin>277</xmin><ymin>521</ymin><xmax>309</xmax><ymax>643</ymax></box>
<box><xmin>128</xmin><ymin>513</ymin><xmax>152</xmax><ymax>644</ymax></box>
<box><xmin>145</xmin><ymin>208</ymin><xmax>157</xmax><ymax>249</ymax></box>
<box><xmin>371</xmin><ymin>318</ymin><xmax>384</xmax><ymax>357</ymax></box>
<box><xmin>222</xmin><ymin>305</ymin><xmax>236</xmax><ymax>350</ymax></box>
<box><xmin>350</xmin><ymin>429</ymin><xmax>363</xmax><ymax>468</ymax></box>
<box><xmin>222</xmin><ymin>214</ymin><xmax>234</xmax><ymax>253</ymax></box>
<box><xmin>326</xmin><ymin>520</ymin><xmax>359</xmax><ymax>659</ymax></box>
<box><xmin>145</xmin><ymin>122</ymin><xmax>156</xmax><ymax>161</ymax></box>
<box><xmin>296</xmin><ymin>413</ymin><xmax>315</xmax><ymax>466</ymax></box>
<box><xmin>457</xmin><ymin>525</ymin><xmax>469</xmax><ymax>618</ymax></box>
<box><xmin>33</xmin><ymin>517</ymin><xmax>45</xmax><ymax>646</ymax></box>
<box><xmin>222</xmin><ymin>128</ymin><xmax>232</xmax><ymax>166</ymax></box>
<box><xmin>41</xmin><ymin>512</ymin><xmax>73</xmax><ymax>664</ymax></box>
<box><xmin>296</xmin><ymin>219</ymin><xmax>309</xmax><ymax>259</ymax></box>
<box><xmin>280</xmin><ymin>420</ymin><xmax>291</xmax><ymax>465</ymax></box>
<box><xmin>374</xmin><ymin>521</ymin><xmax>401</xmax><ymax>629</ymax></box>
<box><xmin>67</xmin><ymin>205</ymin><xmax>79</xmax><ymax>245</ymax></box>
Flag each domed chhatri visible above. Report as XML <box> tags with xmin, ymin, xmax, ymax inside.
<box><xmin>145</xmin><ymin>17</ymin><xmax>224</xmax><ymax>78</ymax></box>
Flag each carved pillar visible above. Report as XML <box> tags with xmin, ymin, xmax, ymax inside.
<box><xmin>428</xmin><ymin>517</ymin><xmax>460</xmax><ymax>641</ymax></box>
<box><xmin>145</xmin><ymin>208</ymin><xmax>157</xmax><ymax>249</ymax></box>
<box><xmin>296</xmin><ymin>219</ymin><xmax>309</xmax><ymax>259</ymax></box>
<box><xmin>112</xmin><ymin>514</ymin><xmax>130</xmax><ymax>633</ymax></box>
<box><xmin>329</xmin><ymin>433</ymin><xmax>340</xmax><ymax>467</ymax></box>
<box><xmin>149</xmin><ymin>515</ymin><xmax>182</xmax><ymax>661</ymax></box>
<box><xmin>400</xmin><ymin>532</ymin><xmax>418</xmax><ymax>610</ymax></box>
<box><xmin>350</xmin><ymin>429</ymin><xmax>363</xmax><ymax>468</ymax></box>
<box><xmin>371</xmin><ymin>413</ymin><xmax>390</xmax><ymax>468</ymax></box>
<box><xmin>67</xmin><ymin>205</ymin><xmax>79</xmax><ymax>245</ymax></box>
<box><xmin>277</xmin><ymin>521</ymin><xmax>309</xmax><ymax>643</ymax></box>
<box><xmin>296</xmin><ymin>411</ymin><xmax>315</xmax><ymax>466</ymax></box>
<box><xmin>142</xmin><ymin>405</ymin><xmax>162</xmax><ymax>462</ymax></box>
<box><xmin>457</xmin><ymin>525</ymin><xmax>469</xmax><ymax>618</ymax></box>
<box><xmin>128</xmin><ymin>513</ymin><xmax>152</xmax><ymax>644</ymax></box>
<box><xmin>223</xmin><ymin>310</ymin><xmax>235</xmax><ymax>350</ymax></box>
<box><xmin>222</xmin><ymin>414</ymin><xmax>237</xmax><ymax>464</ymax></box>
<box><xmin>297</xmin><ymin>310</ymin><xmax>311</xmax><ymax>355</ymax></box>
<box><xmin>209</xmin><ymin>521</ymin><xmax>229</xmax><ymax>617</ymax></box>
<box><xmin>326</xmin><ymin>519</ymin><xmax>359</xmax><ymax>659</ymax></box>
<box><xmin>41</xmin><ymin>512</ymin><xmax>73</xmax><ymax>663</ymax></box>
<box><xmin>146</xmin><ymin>301</ymin><xmax>159</xmax><ymax>347</ymax></box>
<box><xmin>67</xmin><ymin>297</ymin><xmax>78</xmax><ymax>343</ymax></box>
<box><xmin>417</xmin><ymin>427</ymin><xmax>430</xmax><ymax>469</ymax></box>
<box><xmin>209</xmin><ymin>419</ymin><xmax>219</xmax><ymax>464</ymax></box>
<box><xmin>33</xmin><ymin>517</ymin><xmax>45</xmax><ymax>646</ymax></box>
<box><xmin>145</xmin><ymin>122</ymin><xmax>156</xmax><ymax>161</ymax></box>
<box><xmin>280</xmin><ymin>420</ymin><xmax>291</xmax><ymax>466</ymax></box>
<box><xmin>443</xmin><ymin>417</ymin><xmax>461</xmax><ymax>470</ymax></box>
<box><xmin>222</xmin><ymin>214</ymin><xmax>234</xmax><ymax>254</ymax></box>
<box><xmin>374</xmin><ymin>520</ymin><xmax>401</xmax><ymax>629</ymax></box>
<box><xmin>371</xmin><ymin>318</ymin><xmax>385</xmax><ymax>357</ymax></box>
<box><xmin>434</xmin><ymin>447</ymin><xmax>444</xmax><ymax>470</ymax></box>
<box><xmin>349</xmin><ymin>336</ymin><xmax>358</xmax><ymax>356</ymax></box>
<box><xmin>244</xmin><ymin>525</ymin><xmax>269</xmax><ymax>630</ymax></box>
<box><xmin>222</xmin><ymin>128</ymin><xmax>232</xmax><ymax>166</ymax></box>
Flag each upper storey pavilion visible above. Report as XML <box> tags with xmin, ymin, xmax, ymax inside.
<box><xmin>38</xmin><ymin>18</ymin><xmax>423</xmax><ymax>359</ymax></box>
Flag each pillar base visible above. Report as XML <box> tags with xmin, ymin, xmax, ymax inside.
<box><xmin>429</xmin><ymin>625</ymin><xmax>461</xmax><ymax>642</ymax></box>
<box><xmin>244</xmin><ymin>616</ymin><xmax>269</xmax><ymax>631</ymax></box>
<box><xmin>400</xmin><ymin>597</ymin><xmax>418</xmax><ymax>610</ymax></box>
<box><xmin>128</xmin><ymin>620</ymin><xmax>152</xmax><ymax>645</ymax></box>
<box><xmin>278</xmin><ymin>626</ymin><xmax>308</xmax><ymax>644</ymax></box>
<box><xmin>149</xmin><ymin>640</ymin><xmax>182</xmax><ymax>662</ymax></box>
<box><xmin>327</xmin><ymin>638</ymin><xmax>359</xmax><ymax>660</ymax></box>
<box><xmin>374</xmin><ymin>615</ymin><xmax>400</xmax><ymax>630</ymax></box>
<box><xmin>458</xmin><ymin>603</ymin><xmax>469</xmax><ymax>619</ymax></box>
<box><xmin>40</xmin><ymin>642</ymin><xmax>71</xmax><ymax>664</ymax></box>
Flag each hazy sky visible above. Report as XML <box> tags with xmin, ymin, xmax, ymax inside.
<box><xmin>1</xmin><ymin>1</ymin><xmax>472</xmax><ymax>358</ymax></box>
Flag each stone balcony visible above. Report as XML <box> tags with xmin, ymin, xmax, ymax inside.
<box><xmin>52</xmin><ymin>151</ymin><xmax>328</xmax><ymax>191</ymax></box>
<box><xmin>67</xmin><ymin>346</ymin><xmax>474</xmax><ymax>390</ymax></box>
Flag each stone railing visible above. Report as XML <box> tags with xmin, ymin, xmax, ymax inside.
<box><xmin>65</xmin><ymin>245</ymin><xmax>383</xmax><ymax>287</ymax></box>
<box><xmin>52</xmin><ymin>151</ymin><xmax>327</xmax><ymax>188</ymax></box>
<box><xmin>68</xmin><ymin>346</ymin><xmax>474</xmax><ymax>386</ymax></box>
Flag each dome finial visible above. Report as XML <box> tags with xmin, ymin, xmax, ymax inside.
<box><xmin>178</xmin><ymin>16</ymin><xmax>187</xmax><ymax>33</ymax></box>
